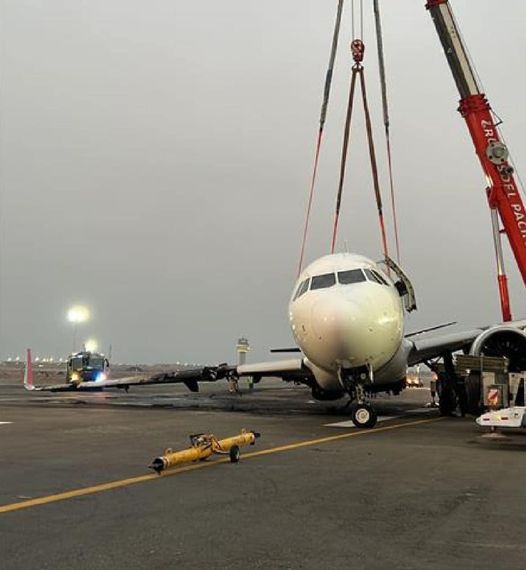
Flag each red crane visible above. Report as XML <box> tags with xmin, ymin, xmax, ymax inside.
<box><xmin>426</xmin><ymin>0</ymin><xmax>526</xmax><ymax>322</ymax></box>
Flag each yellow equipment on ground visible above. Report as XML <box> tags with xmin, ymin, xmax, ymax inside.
<box><xmin>149</xmin><ymin>429</ymin><xmax>261</xmax><ymax>474</ymax></box>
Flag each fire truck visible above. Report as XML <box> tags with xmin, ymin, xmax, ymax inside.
<box><xmin>66</xmin><ymin>351</ymin><xmax>110</xmax><ymax>385</ymax></box>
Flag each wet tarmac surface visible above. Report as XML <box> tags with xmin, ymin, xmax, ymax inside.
<box><xmin>1</xmin><ymin>380</ymin><xmax>525</xmax><ymax>569</ymax></box>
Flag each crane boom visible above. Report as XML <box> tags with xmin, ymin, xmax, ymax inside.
<box><xmin>426</xmin><ymin>0</ymin><xmax>526</xmax><ymax>322</ymax></box>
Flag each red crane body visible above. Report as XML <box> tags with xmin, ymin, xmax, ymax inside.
<box><xmin>426</xmin><ymin>0</ymin><xmax>526</xmax><ymax>322</ymax></box>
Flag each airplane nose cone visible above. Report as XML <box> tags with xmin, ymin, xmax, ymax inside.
<box><xmin>309</xmin><ymin>292</ymin><xmax>401</xmax><ymax>370</ymax></box>
<box><xmin>311</xmin><ymin>297</ymin><xmax>352</xmax><ymax>360</ymax></box>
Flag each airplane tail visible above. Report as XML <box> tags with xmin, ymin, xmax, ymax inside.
<box><xmin>23</xmin><ymin>348</ymin><xmax>35</xmax><ymax>391</ymax></box>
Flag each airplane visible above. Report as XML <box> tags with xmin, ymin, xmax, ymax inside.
<box><xmin>24</xmin><ymin>252</ymin><xmax>526</xmax><ymax>428</ymax></box>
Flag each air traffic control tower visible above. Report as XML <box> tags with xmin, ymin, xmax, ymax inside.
<box><xmin>236</xmin><ymin>337</ymin><xmax>250</xmax><ymax>365</ymax></box>
<box><xmin>236</xmin><ymin>337</ymin><xmax>252</xmax><ymax>389</ymax></box>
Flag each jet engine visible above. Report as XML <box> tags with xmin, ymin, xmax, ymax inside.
<box><xmin>469</xmin><ymin>325</ymin><xmax>526</xmax><ymax>372</ymax></box>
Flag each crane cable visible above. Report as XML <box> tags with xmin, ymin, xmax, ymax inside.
<box><xmin>297</xmin><ymin>0</ymin><xmax>345</xmax><ymax>277</ymax></box>
<box><xmin>360</xmin><ymin>51</ymin><xmax>390</xmax><ymax>264</ymax></box>
<box><xmin>373</xmin><ymin>0</ymin><xmax>401</xmax><ymax>263</ymax></box>
<box><xmin>330</xmin><ymin>48</ymin><xmax>359</xmax><ymax>254</ymax></box>
<box><xmin>330</xmin><ymin>38</ymin><xmax>390</xmax><ymax>265</ymax></box>
<box><xmin>351</xmin><ymin>0</ymin><xmax>364</xmax><ymax>41</ymax></box>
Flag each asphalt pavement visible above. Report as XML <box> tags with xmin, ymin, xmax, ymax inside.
<box><xmin>1</xmin><ymin>381</ymin><xmax>525</xmax><ymax>570</ymax></box>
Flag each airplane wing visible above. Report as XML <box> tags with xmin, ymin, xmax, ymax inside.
<box><xmin>24</xmin><ymin>361</ymin><xmax>312</xmax><ymax>392</ymax></box>
<box><xmin>404</xmin><ymin>321</ymin><xmax>456</xmax><ymax>338</ymax></box>
<box><xmin>22</xmin><ymin>341</ymin><xmax>313</xmax><ymax>392</ymax></box>
<box><xmin>24</xmin><ymin>363</ymin><xmax>218</xmax><ymax>393</ymax></box>
<box><xmin>237</xmin><ymin>357</ymin><xmax>313</xmax><ymax>383</ymax></box>
<box><xmin>407</xmin><ymin>318</ymin><xmax>526</xmax><ymax>365</ymax></box>
<box><xmin>407</xmin><ymin>329</ymin><xmax>482</xmax><ymax>365</ymax></box>
<box><xmin>87</xmin><ymin>368</ymin><xmax>218</xmax><ymax>391</ymax></box>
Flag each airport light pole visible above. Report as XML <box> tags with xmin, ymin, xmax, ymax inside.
<box><xmin>67</xmin><ymin>305</ymin><xmax>90</xmax><ymax>353</ymax></box>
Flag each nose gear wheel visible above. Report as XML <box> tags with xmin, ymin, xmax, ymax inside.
<box><xmin>351</xmin><ymin>403</ymin><xmax>378</xmax><ymax>429</ymax></box>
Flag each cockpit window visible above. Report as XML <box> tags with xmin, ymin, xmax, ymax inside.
<box><xmin>310</xmin><ymin>273</ymin><xmax>336</xmax><ymax>290</ymax></box>
<box><xmin>293</xmin><ymin>278</ymin><xmax>310</xmax><ymax>300</ymax></box>
<box><xmin>372</xmin><ymin>269</ymin><xmax>389</xmax><ymax>285</ymax></box>
<box><xmin>364</xmin><ymin>269</ymin><xmax>382</xmax><ymax>284</ymax></box>
<box><xmin>337</xmin><ymin>269</ymin><xmax>366</xmax><ymax>285</ymax></box>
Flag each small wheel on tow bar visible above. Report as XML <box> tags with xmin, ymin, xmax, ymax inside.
<box><xmin>351</xmin><ymin>403</ymin><xmax>378</xmax><ymax>429</ymax></box>
<box><xmin>229</xmin><ymin>445</ymin><xmax>241</xmax><ymax>463</ymax></box>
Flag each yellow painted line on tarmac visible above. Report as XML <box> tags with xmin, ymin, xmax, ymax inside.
<box><xmin>0</xmin><ymin>416</ymin><xmax>442</xmax><ymax>515</ymax></box>
<box><xmin>242</xmin><ymin>416</ymin><xmax>442</xmax><ymax>460</ymax></box>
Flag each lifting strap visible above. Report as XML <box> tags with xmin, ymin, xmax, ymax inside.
<box><xmin>330</xmin><ymin>39</ymin><xmax>390</xmax><ymax>264</ymax></box>
<box><xmin>374</xmin><ymin>0</ymin><xmax>401</xmax><ymax>262</ymax></box>
<box><xmin>297</xmin><ymin>0</ymin><xmax>345</xmax><ymax>276</ymax></box>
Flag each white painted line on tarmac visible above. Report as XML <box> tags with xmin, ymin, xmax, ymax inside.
<box><xmin>324</xmin><ymin>416</ymin><xmax>395</xmax><ymax>428</ymax></box>
<box><xmin>0</xmin><ymin>422</ymin><xmax>13</xmax><ymax>425</ymax></box>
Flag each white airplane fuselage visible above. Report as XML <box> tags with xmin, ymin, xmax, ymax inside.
<box><xmin>289</xmin><ymin>253</ymin><xmax>408</xmax><ymax>397</ymax></box>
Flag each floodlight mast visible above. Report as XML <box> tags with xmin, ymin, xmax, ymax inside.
<box><xmin>426</xmin><ymin>0</ymin><xmax>526</xmax><ymax>322</ymax></box>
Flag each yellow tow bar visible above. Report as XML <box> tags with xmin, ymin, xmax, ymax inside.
<box><xmin>149</xmin><ymin>429</ymin><xmax>261</xmax><ymax>474</ymax></box>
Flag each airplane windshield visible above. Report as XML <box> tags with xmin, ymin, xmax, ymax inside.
<box><xmin>363</xmin><ymin>269</ymin><xmax>383</xmax><ymax>284</ymax></box>
<box><xmin>338</xmin><ymin>269</ymin><xmax>366</xmax><ymax>285</ymax></box>
<box><xmin>372</xmin><ymin>269</ymin><xmax>389</xmax><ymax>285</ymax></box>
<box><xmin>310</xmin><ymin>273</ymin><xmax>336</xmax><ymax>290</ymax></box>
<box><xmin>293</xmin><ymin>278</ymin><xmax>310</xmax><ymax>301</ymax></box>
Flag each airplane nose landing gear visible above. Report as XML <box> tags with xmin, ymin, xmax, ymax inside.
<box><xmin>338</xmin><ymin>366</ymin><xmax>379</xmax><ymax>428</ymax></box>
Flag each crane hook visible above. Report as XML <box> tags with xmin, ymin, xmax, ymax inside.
<box><xmin>351</xmin><ymin>39</ymin><xmax>365</xmax><ymax>64</ymax></box>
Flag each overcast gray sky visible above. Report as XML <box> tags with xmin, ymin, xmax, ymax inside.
<box><xmin>1</xmin><ymin>1</ymin><xmax>526</xmax><ymax>364</ymax></box>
